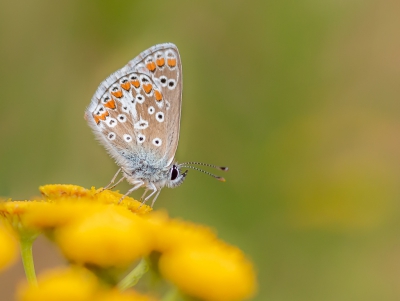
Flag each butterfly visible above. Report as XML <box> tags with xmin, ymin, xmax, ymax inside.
<box><xmin>85</xmin><ymin>43</ymin><xmax>227</xmax><ymax>207</ymax></box>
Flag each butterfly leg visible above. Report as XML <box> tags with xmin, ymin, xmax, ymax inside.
<box><xmin>118</xmin><ymin>180</ymin><xmax>144</xmax><ymax>204</ymax></box>
<box><xmin>105</xmin><ymin>175</ymin><xmax>125</xmax><ymax>191</ymax></box>
<box><xmin>150</xmin><ymin>190</ymin><xmax>162</xmax><ymax>208</ymax></box>
<box><xmin>102</xmin><ymin>168</ymin><xmax>123</xmax><ymax>191</ymax></box>
<box><xmin>139</xmin><ymin>183</ymin><xmax>158</xmax><ymax>208</ymax></box>
<box><xmin>140</xmin><ymin>189</ymin><xmax>149</xmax><ymax>201</ymax></box>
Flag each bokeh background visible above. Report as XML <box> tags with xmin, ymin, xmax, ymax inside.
<box><xmin>1</xmin><ymin>1</ymin><xmax>400</xmax><ymax>300</ymax></box>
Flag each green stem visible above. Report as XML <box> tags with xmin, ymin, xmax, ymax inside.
<box><xmin>161</xmin><ymin>286</ymin><xmax>181</xmax><ymax>301</ymax></box>
<box><xmin>117</xmin><ymin>258</ymin><xmax>149</xmax><ymax>290</ymax></box>
<box><xmin>20</xmin><ymin>236</ymin><xmax>37</xmax><ymax>286</ymax></box>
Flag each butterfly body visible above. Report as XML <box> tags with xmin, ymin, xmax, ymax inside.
<box><xmin>86</xmin><ymin>43</ymin><xmax>226</xmax><ymax>206</ymax></box>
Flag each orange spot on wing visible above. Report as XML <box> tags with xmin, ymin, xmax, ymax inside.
<box><xmin>111</xmin><ymin>90</ymin><xmax>123</xmax><ymax>98</ymax></box>
<box><xmin>143</xmin><ymin>83</ymin><xmax>153</xmax><ymax>94</ymax></box>
<box><xmin>93</xmin><ymin>110</ymin><xmax>109</xmax><ymax>124</ymax></box>
<box><xmin>121</xmin><ymin>82</ymin><xmax>131</xmax><ymax>91</ymax></box>
<box><xmin>93</xmin><ymin>114</ymin><xmax>101</xmax><ymax>124</ymax></box>
<box><xmin>167</xmin><ymin>58</ymin><xmax>176</xmax><ymax>68</ymax></box>
<box><xmin>154</xmin><ymin>90</ymin><xmax>163</xmax><ymax>102</ymax></box>
<box><xmin>99</xmin><ymin>111</ymin><xmax>109</xmax><ymax>121</ymax></box>
<box><xmin>146</xmin><ymin>62</ymin><xmax>156</xmax><ymax>72</ymax></box>
<box><xmin>104</xmin><ymin>99</ymin><xmax>116</xmax><ymax>109</ymax></box>
<box><xmin>156</xmin><ymin>58</ymin><xmax>165</xmax><ymax>67</ymax></box>
<box><xmin>131</xmin><ymin>79</ymin><xmax>140</xmax><ymax>88</ymax></box>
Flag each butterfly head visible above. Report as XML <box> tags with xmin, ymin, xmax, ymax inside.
<box><xmin>166</xmin><ymin>164</ymin><xmax>188</xmax><ymax>188</ymax></box>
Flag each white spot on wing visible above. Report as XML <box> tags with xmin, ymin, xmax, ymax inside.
<box><xmin>156</xmin><ymin>112</ymin><xmax>164</xmax><ymax>123</ymax></box>
<box><xmin>137</xmin><ymin>134</ymin><xmax>145</xmax><ymax>144</ymax></box>
<box><xmin>136</xmin><ymin>94</ymin><xmax>145</xmax><ymax>104</ymax></box>
<box><xmin>152</xmin><ymin>138</ymin><xmax>162</xmax><ymax>146</ymax></box>
<box><xmin>134</xmin><ymin>117</ymin><xmax>149</xmax><ymax>130</ymax></box>
<box><xmin>108</xmin><ymin>132</ymin><xmax>116</xmax><ymax>141</ymax></box>
<box><xmin>123</xmin><ymin>134</ymin><xmax>132</xmax><ymax>142</ymax></box>
<box><xmin>106</xmin><ymin>118</ymin><xmax>117</xmax><ymax>128</ymax></box>
<box><xmin>117</xmin><ymin>114</ymin><xmax>127</xmax><ymax>123</ymax></box>
<box><xmin>159</xmin><ymin>76</ymin><xmax>168</xmax><ymax>87</ymax></box>
<box><xmin>167</xmin><ymin>79</ymin><xmax>176</xmax><ymax>90</ymax></box>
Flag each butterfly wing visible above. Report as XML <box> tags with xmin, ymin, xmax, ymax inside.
<box><xmin>85</xmin><ymin>43</ymin><xmax>182</xmax><ymax>171</ymax></box>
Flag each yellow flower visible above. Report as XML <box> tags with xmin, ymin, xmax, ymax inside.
<box><xmin>0</xmin><ymin>225</ymin><xmax>17</xmax><ymax>271</ymax></box>
<box><xmin>56</xmin><ymin>206</ymin><xmax>153</xmax><ymax>267</ymax></box>
<box><xmin>144</xmin><ymin>211</ymin><xmax>218</xmax><ymax>253</ymax></box>
<box><xmin>159</xmin><ymin>242</ymin><xmax>257</xmax><ymax>301</ymax></box>
<box><xmin>23</xmin><ymin>202</ymin><xmax>101</xmax><ymax>231</ymax></box>
<box><xmin>40</xmin><ymin>184</ymin><xmax>152</xmax><ymax>215</ymax></box>
<box><xmin>39</xmin><ymin>184</ymin><xmax>92</xmax><ymax>199</ymax></box>
<box><xmin>17</xmin><ymin>267</ymin><xmax>99</xmax><ymax>301</ymax></box>
<box><xmin>0</xmin><ymin>200</ymin><xmax>46</xmax><ymax>237</ymax></box>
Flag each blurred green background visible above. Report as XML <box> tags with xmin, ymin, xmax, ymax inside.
<box><xmin>1</xmin><ymin>0</ymin><xmax>400</xmax><ymax>300</ymax></box>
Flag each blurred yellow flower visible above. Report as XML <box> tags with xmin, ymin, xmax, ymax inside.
<box><xmin>0</xmin><ymin>225</ymin><xmax>17</xmax><ymax>271</ymax></box>
<box><xmin>56</xmin><ymin>206</ymin><xmax>152</xmax><ymax>267</ymax></box>
<box><xmin>144</xmin><ymin>211</ymin><xmax>218</xmax><ymax>253</ymax></box>
<box><xmin>18</xmin><ymin>267</ymin><xmax>99</xmax><ymax>301</ymax></box>
<box><xmin>3</xmin><ymin>184</ymin><xmax>257</xmax><ymax>301</ymax></box>
<box><xmin>23</xmin><ymin>202</ymin><xmax>102</xmax><ymax>231</ymax></box>
<box><xmin>159</xmin><ymin>242</ymin><xmax>257</xmax><ymax>301</ymax></box>
<box><xmin>0</xmin><ymin>200</ymin><xmax>46</xmax><ymax>237</ymax></box>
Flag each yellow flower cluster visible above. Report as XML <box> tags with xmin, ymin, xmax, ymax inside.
<box><xmin>0</xmin><ymin>185</ymin><xmax>257</xmax><ymax>301</ymax></box>
<box><xmin>0</xmin><ymin>223</ymin><xmax>17</xmax><ymax>271</ymax></box>
<box><xmin>18</xmin><ymin>267</ymin><xmax>155</xmax><ymax>301</ymax></box>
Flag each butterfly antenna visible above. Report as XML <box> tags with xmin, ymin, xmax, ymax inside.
<box><xmin>178</xmin><ymin>164</ymin><xmax>226</xmax><ymax>182</ymax></box>
<box><xmin>179</xmin><ymin>162</ymin><xmax>228</xmax><ymax>171</ymax></box>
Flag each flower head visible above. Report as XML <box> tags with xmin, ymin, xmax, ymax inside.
<box><xmin>56</xmin><ymin>205</ymin><xmax>153</xmax><ymax>267</ymax></box>
<box><xmin>144</xmin><ymin>211</ymin><xmax>218</xmax><ymax>253</ymax></box>
<box><xmin>39</xmin><ymin>185</ymin><xmax>152</xmax><ymax>215</ymax></box>
<box><xmin>159</xmin><ymin>242</ymin><xmax>257</xmax><ymax>301</ymax></box>
<box><xmin>0</xmin><ymin>225</ymin><xmax>17</xmax><ymax>272</ymax></box>
<box><xmin>17</xmin><ymin>267</ymin><xmax>99</xmax><ymax>301</ymax></box>
<box><xmin>0</xmin><ymin>199</ymin><xmax>46</xmax><ymax>239</ymax></box>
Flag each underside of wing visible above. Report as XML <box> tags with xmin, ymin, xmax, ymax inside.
<box><xmin>85</xmin><ymin>43</ymin><xmax>182</xmax><ymax>169</ymax></box>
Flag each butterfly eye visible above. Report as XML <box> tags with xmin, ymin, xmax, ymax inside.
<box><xmin>170</xmin><ymin>165</ymin><xmax>179</xmax><ymax>180</ymax></box>
<box><xmin>156</xmin><ymin>112</ymin><xmax>164</xmax><ymax>122</ymax></box>
<box><xmin>152</xmin><ymin>138</ymin><xmax>162</xmax><ymax>146</ymax></box>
